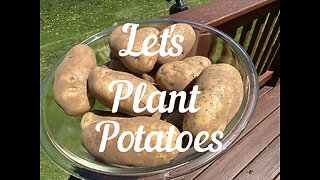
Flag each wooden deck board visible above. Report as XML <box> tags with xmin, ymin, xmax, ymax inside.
<box><xmin>238</xmin><ymin>84</ymin><xmax>280</xmax><ymax>140</ymax></box>
<box><xmin>181</xmin><ymin>84</ymin><xmax>280</xmax><ymax>180</ymax></box>
<box><xmin>194</xmin><ymin>107</ymin><xmax>280</xmax><ymax>180</ymax></box>
<box><xmin>234</xmin><ymin>136</ymin><xmax>280</xmax><ymax>180</ymax></box>
<box><xmin>259</xmin><ymin>71</ymin><xmax>274</xmax><ymax>86</ymax></box>
<box><xmin>258</xmin><ymin>86</ymin><xmax>273</xmax><ymax>97</ymax></box>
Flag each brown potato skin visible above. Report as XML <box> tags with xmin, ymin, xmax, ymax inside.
<box><xmin>157</xmin><ymin>23</ymin><xmax>196</xmax><ymax>64</ymax></box>
<box><xmin>109</xmin><ymin>26</ymin><xmax>131</xmax><ymax>60</ymax></box>
<box><xmin>151</xmin><ymin>110</ymin><xmax>162</xmax><ymax>119</ymax></box>
<box><xmin>183</xmin><ymin>63</ymin><xmax>244</xmax><ymax>137</ymax></box>
<box><xmin>183</xmin><ymin>56</ymin><xmax>212</xmax><ymax>68</ymax></box>
<box><xmin>141</xmin><ymin>73</ymin><xmax>156</xmax><ymax>84</ymax></box>
<box><xmin>106</xmin><ymin>59</ymin><xmax>156</xmax><ymax>84</ymax></box>
<box><xmin>88</xmin><ymin>66</ymin><xmax>160</xmax><ymax>116</ymax></box>
<box><xmin>109</xmin><ymin>27</ymin><xmax>160</xmax><ymax>74</ymax></box>
<box><xmin>81</xmin><ymin>117</ymin><xmax>180</xmax><ymax>167</ymax></box>
<box><xmin>109</xmin><ymin>26</ymin><xmax>131</xmax><ymax>50</ymax></box>
<box><xmin>81</xmin><ymin>110</ymin><xmax>131</xmax><ymax>129</ymax></box>
<box><xmin>155</xmin><ymin>56</ymin><xmax>211</xmax><ymax>91</ymax></box>
<box><xmin>53</xmin><ymin>44</ymin><xmax>96</xmax><ymax>116</ymax></box>
<box><xmin>81</xmin><ymin>110</ymin><xmax>161</xmax><ymax>129</ymax></box>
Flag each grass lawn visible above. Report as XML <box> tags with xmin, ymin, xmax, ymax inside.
<box><xmin>40</xmin><ymin>0</ymin><xmax>211</xmax><ymax>179</ymax></box>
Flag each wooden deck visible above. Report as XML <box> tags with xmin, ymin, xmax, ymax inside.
<box><xmin>168</xmin><ymin>0</ymin><xmax>281</xmax><ymax>177</ymax></box>
<box><xmin>176</xmin><ymin>84</ymin><xmax>280</xmax><ymax>180</ymax></box>
<box><xmin>69</xmin><ymin>82</ymin><xmax>280</xmax><ymax>180</ymax></box>
<box><xmin>65</xmin><ymin>0</ymin><xmax>280</xmax><ymax>179</ymax></box>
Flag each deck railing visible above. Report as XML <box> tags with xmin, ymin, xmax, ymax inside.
<box><xmin>169</xmin><ymin>0</ymin><xmax>280</xmax><ymax>87</ymax></box>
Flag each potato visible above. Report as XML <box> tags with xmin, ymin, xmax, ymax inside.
<box><xmin>109</xmin><ymin>26</ymin><xmax>131</xmax><ymax>60</ymax></box>
<box><xmin>151</xmin><ymin>110</ymin><xmax>162</xmax><ymax>119</ymax></box>
<box><xmin>81</xmin><ymin>116</ymin><xmax>180</xmax><ymax>167</ymax></box>
<box><xmin>183</xmin><ymin>63</ymin><xmax>244</xmax><ymax>137</ymax></box>
<box><xmin>81</xmin><ymin>110</ymin><xmax>162</xmax><ymax>129</ymax></box>
<box><xmin>155</xmin><ymin>56</ymin><xmax>211</xmax><ymax>91</ymax></box>
<box><xmin>105</xmin><ymin>58</ymin><xmax>130</xmax><ymax>73</ymax></box>
<box><xmin>53</xmin><ymin>44</ymin><xmax>96</xmax><ymax>116</ymax></box>
<box><xmin>81</xmin><ymin>110</ymin><xmax>131</xmax><ymax>129</ymax></box>
<box><xmin>109</xmin><ymin>27</ymin><xmax>160</xmax><ymax>74</ymax></box>
<box><xmin>106</xmin><ymin>59</ymin><xmax>156</xmax><ymax>84</ymax></box>
<box><xmin>109</xmin><ymin>26</ymin><xmax>131</xmax><ymax>49</ymax></box>
<box><xmin>139</xmin><ymin>62</ymin><xmax>162</xmax><ymax>84</ymax></box>
<box><xmin>88</xmin><ymin>66</ymin><xmax>160</xmax><ymax>116</ymax></box>
<box><xmin>141</xmin><ymin>73</ymin><xmax>156</xmax><ymax>84</ymax></box>
<box><xmin>183</xmin><ymin>56</ymin><xmax>212</xmax><ymax>68</ymax></box>
<box><xmin>157</xmin><ymin>23</ymin><xmax>196</xmax><ymax>64</ymax></box>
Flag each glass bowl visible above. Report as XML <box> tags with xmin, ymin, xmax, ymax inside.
<box><xmin>40</xmin><ymin>18</ymin><xmax>259</xmax><ymax>179</ymax></box>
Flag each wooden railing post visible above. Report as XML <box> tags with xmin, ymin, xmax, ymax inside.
<box><xmin>265</xmin><ymin>45</ymin><xmax>280</xmax><ymax>86</ymax></box>
<box><xmin>169</xmin><ymin>0</ymin><xmax>280</xmax><ymax>87</ymax></box>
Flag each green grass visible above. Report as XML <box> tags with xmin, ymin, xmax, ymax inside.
<box><xmin>40</xmin><ymin>0</ymin><xmax>211</xmax><ymax>179</ymax></box>
<box><xmin>40</xmin><ymin>147</ymin><xmax>70</xmax><ymax>180</ymax></box>
<box><xmin>40</xmin><ymin>0</ymin><xmax>212</xmax><ymax>83</ymax></box>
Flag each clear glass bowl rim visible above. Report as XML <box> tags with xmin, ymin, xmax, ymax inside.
<box><xmin>40</xmin><ymin>18</ymin><xmax>259</xmax><ymax>179</ymax></box>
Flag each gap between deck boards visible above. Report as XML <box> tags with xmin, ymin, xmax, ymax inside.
<box><xmin>182</xmin><ymin>84</ymin><xmax>280</xmax><ymax>180</ymax></box>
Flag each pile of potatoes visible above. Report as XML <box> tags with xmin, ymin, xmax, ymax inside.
<box><xmin>53</xmin><ymin>23</ymin><xmax>244</xmax><ymax>167</ymax></box>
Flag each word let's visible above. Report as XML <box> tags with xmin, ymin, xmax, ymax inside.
<box><xmin>118</xmin><ymin>23</ymin><xmax>184</xmax><ymax>57</ymax></box>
